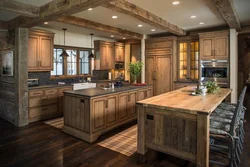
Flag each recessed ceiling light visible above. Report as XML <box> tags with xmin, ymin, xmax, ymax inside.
<box><xmin>123</xmin><ymin>37</ymin><xmax>126</xmax><ymax>39</ymax></box>
<box><xmin>44</xmin><ymin>22</ymin><xmax>48</xmax><ymax>24</ymax></box>
<box><xmin>191</xmin><ymin>15</ymin><xmax>196</xmax><ymax>19</ymax></box>
<box><xmin>111</xmin><ymin>35</ymin><xmax>114</xmax><ymax>38</ymax></box>
<box><xmin>172</xmin><ymin>1</ymin><xmax>180</xmax><ymax>5</ymax></box>
<box><xmin>199</xmin><ymin>22</ymin><xmax>205</xmax><ymax>25</ymax></box>
<box><xmin>88</xmin><ymin>8</ymin><xmax>93</xmax><ymax>11</ymax></box>
<box><xmin>138</xmin><ymin>24</ymin><xmax>143</xmax><ymax>27</ymax></box>
<box><xmin>151</xmin><ymin>29</ymin><xmax>156</xmax><ymax>32</ymax></box>
<box><xmin>112</xmin><ymin>16</ymin><xmax>118</xmax><ymax>19</ymax></box>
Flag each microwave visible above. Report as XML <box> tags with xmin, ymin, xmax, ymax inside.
<box><xmin>115</xmin><ymin>62</ymin><xmax>124</xmax><ymax>69</ymax></box>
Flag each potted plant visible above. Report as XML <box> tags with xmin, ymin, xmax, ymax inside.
<box><xmin>128</xmin><ymin>61</ymin><xmax>143</xmax><ymax>84</ymax></box>
<box><xmin>204</xmin><ymin>81</ymin><xmax>220</xmax><ymax>93</ymax></box>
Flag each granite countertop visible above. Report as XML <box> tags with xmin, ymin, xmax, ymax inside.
<box><xmin>28</xmin><ymin>84</ymin><xmax>73</xmax><ymax>90</ymax></box>
<box><xmin>64</xmin><ymin>85</ymin><xmax>152</xmax><ymax>97</ymax></box>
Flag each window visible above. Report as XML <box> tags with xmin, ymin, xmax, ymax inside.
<box><xmin>51</xmin><ymin>48</ymin><xmax>63</xmax><ymax>76</ymax></box>
<box><xmin>51</xmin><ymin>46</ymin><xmax>91</xmax><ymax>77</ymax></box>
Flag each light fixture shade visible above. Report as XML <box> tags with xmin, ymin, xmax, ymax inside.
<box><xmin>60</xmin><ymin>49</ymin><xmax>69</xmax><ymax>57</ymax></box>
<box><xmin>88</xmin><ymin>51</ymin><xmax>95</xmax><ymax>58</ymax></box>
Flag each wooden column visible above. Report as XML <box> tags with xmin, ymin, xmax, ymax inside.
<box><xmin>141</xmin><ymin>35</ymin><xmax>147</xmax><ymax>83</ymax></box>
<box><xmin>15</xmin><ymin>27</ymin><xmax>29</xmax><ymax>126</ymax></box>
<box><xmin>230</xmin><ymin>29</ymin><xmax>238</xmax><ymax>103</ymax></box>
<box><xmin>197</xmin><ymin>113</ymin><xmax>209</xmax><ymax>167</ymax></box>
<box><xmin>137</xmin><ymin>105</ymin><xmax>147</xmax><ymax>155</ymax></box>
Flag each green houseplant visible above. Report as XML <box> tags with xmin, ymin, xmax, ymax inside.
<box><xmin>204</xmin><ymin>81</ymin><xmax>220</xmax><ymax>93</ymax></box>
<box><xmin>128</xmin><ymin>61</ymin><xmax>143</xmax><ymax>84</ymax></box>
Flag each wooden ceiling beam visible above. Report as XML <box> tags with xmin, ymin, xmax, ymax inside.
<box><xmin>56</xmin><ymin>16</ymin><xmax>143</xmax><ymax>39</ymax></box>
<box><xmin>8</xmin><ymin>0</ymin><xmax>114</xmax><ymax>29</ymax></box>
<box><xmin>0</xmin><ymin>0</ymin><xmax>39</xmax><ymax>17</ymax></box>
<box><xmin>212</xmin><ymin>0</ymin><xmax>241</xmax><ymax>30</ymax></box>
<box><xmin>103</xmin><ymin>0</ymin><xmax>186</xmax><ymax>36</ymax></box>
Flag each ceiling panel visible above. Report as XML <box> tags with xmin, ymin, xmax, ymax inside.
<box><xmin>233</xmin><ymin>0</ymin><xmax>250</xmax><ymax>26</ymax></box>
<box><xmin>0</xmin><ymin>10</ymin><xmax>20</xmax><ymax>21</ymax></box>
<box><xmin>73</xmin><ymin>6</ymin><xmax>166</xmax><ymax>35</ymax></box>
<box><xmin>14</xmin><ymin>0</ymin><xmax>53</xmax><ymax>7</ymax></box>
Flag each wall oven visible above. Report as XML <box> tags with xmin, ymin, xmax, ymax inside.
<box><xmin>201</xmin><ymin>60</ymin><xmax>229</xmax><ymax>88</ymax></box>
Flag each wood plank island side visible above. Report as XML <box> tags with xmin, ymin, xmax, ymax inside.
<box><xmin>136</xmin><ymin>87</ymin><xmax>231</xmax><ymax>167</ymax></box>
<box><xmin>62</xmin><ymin>85</ymin><xmax>153</xmax><ymax>143</ymax></box>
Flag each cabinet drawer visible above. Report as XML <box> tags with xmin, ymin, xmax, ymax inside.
<box><xmin>29</xmin><ymin>90</ymin><xmax>44</xmax><ymax>97</ymax></box>
<box><xmin>29</xmin><ymin>104</ymin><xmax>58</xmax><ymax>118</ymax></box>
<box><xmin>146</xmin><ymin>48</ymin><xmax>172</xmax><ymax>56</ymax></box>
<box><xmin>29</xmin><ymin>96</ymin><xmax>58</xmax><ymax>108</ymax></box>
<box><xmin>45</xmin><ymin>89</ymin><xmax>58</xmax><ymax>96</ymax></box>
<box><xmin>146</xmin><ymin>41</ymin><xmax>173</xmax><ymax>49</ymax></box>
<box><xmin>58</xmin><ymin>87</ymin><xmax>73</xmax><ymax>95</ymax></box>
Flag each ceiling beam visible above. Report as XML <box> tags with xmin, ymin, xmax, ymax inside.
<box><xmin>0</xmin><ymin>0</ymin><xmax>39</xmax><ymax>17</ymax></box>
<box><xmin>56</xmin><ymin>16</ymin><xmax>143</xmax><ymax>39</ymax></box>
<box><xmin>212</xmin><ymin>0</ymin><xmax>241</xmax><ymax>30</ymax></box>
<box><xmin>0</xmin><ymin>20</ymin><xmax>8</xmax><ymax>29</ymax></box>
<box><xmin>8</xmin><ymin>0</ymin><xmax>114</xmax><ymax>29</ymax></box>
<box><xmin>103</xmin><ymin>0</ymin><xmax>186</xmax><ymax>36</ymax></box>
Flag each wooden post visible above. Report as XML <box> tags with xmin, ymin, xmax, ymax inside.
<box><xmin>197</xmin><ymin>112</ymin><xmax>209</xmax><ymax>167</ymax></box>
<box><xmin>137</xmin><ymin>104</ymin><xmax>147</xmax><ymax>162</ymax></box>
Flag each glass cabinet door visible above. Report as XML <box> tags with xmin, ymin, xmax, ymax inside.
<box><xmin>179</xmin><ymin>42</ymin><xmax>188</xmax><ymax>79</ymax></box>
<box><xmin>190</xmin><ymin>42</ymin><xmax>199</xmax><ymax>80</ymax></box>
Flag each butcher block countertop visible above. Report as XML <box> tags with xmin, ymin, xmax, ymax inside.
<box><xmin>137</xmin><ymin>86</ymin><xmax>232</xmax><ymax>115</ymax></box>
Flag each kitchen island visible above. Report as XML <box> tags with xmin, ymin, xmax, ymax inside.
<box><xmin>136</xmin><ymin>87</ymin><xmax>231</xmax><ymax>167</ymax></box>
<box><xmin>63</xmin><ymin>85</ymin><xmax>153</xmax><ymax>142</ymax></box>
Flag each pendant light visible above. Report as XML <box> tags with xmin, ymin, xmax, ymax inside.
<box><xmin>60</xmin><ymin>28</ymin><xmax>69</xmax><ymax>57</ymax></box>
<box><xmin>89</xmin><ymin>33</ymin><xmax>95</xmax><ymax>58</ymax></box>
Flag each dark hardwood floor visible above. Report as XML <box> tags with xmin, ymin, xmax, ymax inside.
<box><xmin>1</xmin><ymin>97</ymin><xmax>250</xmax><ymax>167</ymax></box>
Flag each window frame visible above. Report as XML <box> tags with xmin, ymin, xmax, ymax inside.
<box><xmin>50</xmin><ymin>45</ymin><xmax>92</xmax><ymax>79</ymax></box>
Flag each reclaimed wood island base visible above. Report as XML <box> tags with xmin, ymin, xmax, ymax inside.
<box><xmin>137</xmin><ymin>87</ymin><xmax>231</xmax><ymax>167</ymax></box>
<box><xmin>63</xmin><ymin>85</ymin><xmax>153</xmax><ymax>143</ymax></box>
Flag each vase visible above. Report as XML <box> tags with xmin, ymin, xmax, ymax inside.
<box><xmin>133</xmin><ymin>77</ymin><xmax>137</xmax><ymax>84</ymax></box>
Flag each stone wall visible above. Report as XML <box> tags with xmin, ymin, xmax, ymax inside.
<box><xmin>0</xmin><ymin>28</ymin><xmax>29</xmax><ymax>127</ymax></box>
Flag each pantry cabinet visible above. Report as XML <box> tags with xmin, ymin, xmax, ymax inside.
<box><xmin>115</xmin><ymin>42</ymin><xmax>125</xmax><ymax>62</ymax></box>
<box><xmin>28</xmin><ymin>29</ymin><xmax>54</xmax><ymax>71</ymax></box>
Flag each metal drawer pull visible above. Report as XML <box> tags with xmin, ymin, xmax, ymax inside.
<box><xmin>40</xmin><ymin>96</ymin><xmax>48</xmax><ymax>100</ymax></box>
<box><xmin>147</xmin><ymin>115</ymin><xmax>154</xmax><ymax>120</ymax></box>
<box><xmin>81</xmin><ymin>99</ymin><xmax>85</xmax><ymax>103</ymax></box>
<box><xmin>33</xmin><ymin>92</ymin><xmax>42</xmax><ymax>95</ymax></box>
<box><xmin>41</xmin><ymin>108</ymin><xmax>47</xmax><ymax>111</ymax></box>
<box><xmin>106</xmin><ymin>100</ymin><xmax>108</xmax><ymax>108</ymax></box>
<box><xmin>128</xmin><ymin>94</ymin><xmax>131</xmax><ymax>102</ymax></box>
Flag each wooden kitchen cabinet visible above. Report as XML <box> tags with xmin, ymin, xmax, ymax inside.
<box><xmin>115</xmin><ymin>42</ymin><xmax>125</xmax><ymax>62</ymax></box>
<box><xmin>28</xmin><ymin>29</ymin><xmax>54</xmax><ymax>71</ymax></box>
<box><xmin>127</xmin><ymin>91</ymin><xmax>137</xmax><ymax>117</ymax></box>
<box><xmin>137</xmin><ymin>87</ymin><xmax>153</xmax><ymax>101</ymax></box>
<box><xmin>177</xmin><ymin>37</ymin><xmax>199</xmax><ymax>81</ymax></box>
<box><xmin>92</xmin><ymin>97</ymin><xmax>106</xmax><ymax>132</ymax></box>
<box><xmin>28</xmin><ymin>85</ymin><xmax>72</xmax><ymax>122</ymax></box>
<box><xmin>94</xmin><ymin>41</ymin><xmax>115</xmax><ymax>70</ymax></box>
<box><xmin>106</xmin><ymin>95</ymin><xmax>118</xmax><ymax>127</ymax></box>
<box><xmin>118</xmin><ymin>92</ymin><xmax>129</xmax><ymax>121</ymax></box>
<box><xmin>199</xmin><ymin>30</ymin><xmax>229</xmax><ymax>60</ymax></box>
<box><xmin>145</xmin><ymin>37</ymin><xmax>177</xmax><ymax>95</ymax></box>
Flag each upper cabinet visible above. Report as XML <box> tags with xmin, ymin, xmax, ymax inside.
<box><xmin>28</xmin><ymin>29</ymin><xmax>54</xmax><ymax>72</ymax></box>
<box><xmin>199</xmin><ymin>30</ymin><xmax>229</xmax><ymax>60</ymax></box>
<box><xmin>177</xmin><ymin>38</ymin><xmax>199</xmax><ymax>81</ymax></box>
<box><xmin>94</xmin><ymin>41</ymin><xmax>115</xmax><ymax>70</ymax></box>
<box><xmin>115</xmin><ymin>42</ymin><xmax>125</xmax><ymax>62</ymax></box>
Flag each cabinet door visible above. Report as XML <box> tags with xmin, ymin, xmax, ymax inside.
<box><xmin>200</xmin><ymin>38</ymin><xmax>213</xmax><ymax>60</ymax></box>
<box><xmin>115</xmin><ymin>45</ymin><xmax>120</xmax><ymax>61</ymax></box>
<box><xmin>28</xmin><ymin>35</ymin><xmax>39</xmax><ymax>71</ymax></box>
<box><xmin>118</xmin><ymin>93</ymin><xmax>129</xmax><ymax>121</ymax></box>
<box><xmin>127</xmin><ymin>91</ymin><xmax>137</xmax><ymax>117</ymax></box>
<box><xmin>40</xmin><ymin>37</ymin><xmax>53</xmax><ymax>71</ymax></box>
<box><xmin>214</xmin><ymin>36</ymin><xmax>228</xmax><ymax>59</ymax></box>
<box><xmin>146</xmin><ymin>56</ymin><xmax>155</xmax><ymax>86</ymax></box>
<box><xmin>146</xmin><ymin>87</ymin><xmax>153</xmax><ymax>99</ymax></box>
<box><xmin>106</xmin><ymin>95</ymin><xmax>118</xmax><ymax>126</ymax></box>
<box><xmin>92</xmin><ymin>98</ymin><xmax>106</xmax><ymax>132</ymax></box>
<box><xmin>155</xmin><ymin>56</ymin><xmax>171</xmax><ymax>95</ymax></box>
<box><xmin>120</xmin><ymin>46</ymin><xmax>125</xmax><ymax>62</ymax></box>
<box><xmin>106</xmin><ymin>44</ymin><xmax>114</xmax><ymax>69</ymax></box>
<box><xmin>137</xmin><ymin>89</ymin><xmax>146</xmax><ymax>101</ymax></box>
<box><xmin>100</xmin><ymin>44</ymin><xmax>107</xmax><ymax>69</ymax></box>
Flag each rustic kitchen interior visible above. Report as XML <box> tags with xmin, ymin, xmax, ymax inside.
<box><xmin>0</xmin><ymin>0</ymin><xmax>250</xmax><ymax>167</ymax></box>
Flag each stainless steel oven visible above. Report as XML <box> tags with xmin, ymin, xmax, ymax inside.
<box><xmin>201</xmin><ymin>60</ymin><xmax>229</xmax><ymax>88</ymax></box>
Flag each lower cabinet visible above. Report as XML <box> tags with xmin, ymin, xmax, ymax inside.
<box><xmin>63</xmin><ymin>86</ymin><xmax>153</xmax><ymax>143</ymax></box>
<box><xmin>28</xmin><ymin>86</ymin><xmax>72</xmax><ymax>122</ymax></box>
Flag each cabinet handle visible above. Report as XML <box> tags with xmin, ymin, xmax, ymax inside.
<box><xmin>144</xmin><ymin>91</ymin><xmax>147</xmax><ymax>98</ymax></box>
<box><xmin>128</xmin><ymin>94</ymin><xmax>131</xmax><ymax>102</ymax></box>
<box><xmin>40</xmin><ymin>61</ymin><xmax>42</xmax><ymax>67</ymax></box>
<box><xmin>81</xmin><ymin>99</ymin><xmax>85</xmax><ymax>103</ymax></box>
<box><xmin>41</xmin><ymin>107</ymin><xmax>47</xmax><ymax>111</ymax></box>
<box><xmin>37</xmin><ymin>61</ymin><xmax>39</xmax><ymax>67</ymax></box>
<box><xmin>106</xmin><ymin>100</ymin><xmax>109</xmax><ymax>108</ymax></box>
<box><xmin>153</xmin><ymin>71</ymin><xmax>157</xmax><ymax>80</ymax></box>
